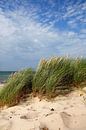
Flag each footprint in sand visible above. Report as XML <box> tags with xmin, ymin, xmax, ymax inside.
<box><xmin>60</xmin><ymin>111</ymin><xmax>86</xmax><ymax>130</ymax></box>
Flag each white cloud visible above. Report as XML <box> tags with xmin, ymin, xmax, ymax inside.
<box><xmin>0</xmin><ymin>14</ymin><xmax>16</xmax><ymax>37</ymax></box>
<box><xmin>0</xmin><ymin>2</ymin><xmax>86</xmax><ymax>70</ymax></box>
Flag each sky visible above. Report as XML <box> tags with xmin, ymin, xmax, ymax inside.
<box><xmin>0</xmin><ymin>0</ymin><xmax>86</xmax><ymax>71</ymax></box>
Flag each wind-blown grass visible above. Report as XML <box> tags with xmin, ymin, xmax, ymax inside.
<box><xmin>0</xmin><ymin>68</ymin><xmax>35</xmax><ymax>106</ymax></box>
<box><xmin>74</xmin><ymin>58</ymin><xmax>86</xmax><ymax>84</ymax></box>
<box><xmin>0</xmin><ymin>57</ymin><xmax>86</xmax><ymax>106</ymax></box>
<box><xmin>33</xmin><ymin>57</ymin><xmax>86</xmax><ymax>97</ymax></box>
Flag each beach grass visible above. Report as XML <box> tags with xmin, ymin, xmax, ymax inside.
<box><xmin>0</xmin><ymin>68</ymin><xmax>35</xmax><ymax>106</ymax></box>
<box><xmin>0</xmin><ymin>57</ymin><xmax>86</xmax><ymax>106</ymax></box>
<box><xmin>74</xmin><ymin>58</ymin><xmax>86</xmax><ymax>84</ymax></box>
<box><xmin>33</xmin><ymin>57</ymin><xmax>86</xmax><ymax>97</ymax></box>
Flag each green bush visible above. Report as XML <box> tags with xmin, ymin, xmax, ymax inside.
<box><xmin>0</xmin><ymin>68</ymin><xmax>35</xmax><ymax>106</ymax></box>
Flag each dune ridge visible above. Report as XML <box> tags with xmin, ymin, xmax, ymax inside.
<box><xmin>0</xmin><ymin>89</ymin><xmax>86</xmax><ymax>130</ymax></box>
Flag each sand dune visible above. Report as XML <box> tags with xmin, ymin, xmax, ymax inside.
<box><xmin>0</xmin><ymin>89</ymin><xmax>86</xmax><ymax>130</ymax></box>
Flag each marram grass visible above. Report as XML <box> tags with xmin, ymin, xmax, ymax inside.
<box><xmin>0</xmin><ymin>57</ymin><xmax>86</xmax><ymax>106</ymax></box>
<box><xmin>32</xmin><ymin>57</ymin><xmax>86</xmax><ymax>97</ymax></box>
<box><xmin>0</xmin><ymin>68</ymin><xmax>35</xmax><ymax>106</ymax></box>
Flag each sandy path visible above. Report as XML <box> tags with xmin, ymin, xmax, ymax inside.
<box><xmin>0</xmin><ymin>89</ymin><xmax>86</xmax><ymax>130</ymax></box>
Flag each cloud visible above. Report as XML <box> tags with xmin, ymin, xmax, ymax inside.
<box><xmin>0</xmin><ymin>0</ymin><xmax>86</xmax><ymax>70</ymax></box>
<box><xmin>64</xmin><ymin>1</ymin><xmax>86</xmax><ymax>28</ymax></box>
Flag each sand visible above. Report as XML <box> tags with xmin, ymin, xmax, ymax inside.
<box><xmin>0</xmin><ymin>84</ymin><xmax>4</xmax><ymax>87</ymax></box>
<box><xmin>0</xmin><ymin>89</ymin><xmax>86</xmax><ymax>130</ymax></box>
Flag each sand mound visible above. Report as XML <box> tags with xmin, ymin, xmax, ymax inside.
<box><xmin>0</xmin><ymin>90</ymin><xmax>86</xmax><ymax>130</ymax></box>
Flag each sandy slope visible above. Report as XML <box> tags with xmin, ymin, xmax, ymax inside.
<box><xmin>0</xmin><ymin>89</ymin><xmax>86</xmax><ymax>130</ymax></box>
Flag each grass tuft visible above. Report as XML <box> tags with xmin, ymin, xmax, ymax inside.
<box><xmin>33</xmin><ymin>57</ymin><xmax>86</xmax><ymax>97</ymax></box>
<box><xmin>0</xmin><ymin>68</ymin><xmax>35</xmax><ymax>106</ymax></box>
<box><xmin>0</xmin><ymin>57</ymin><xmax>86</xmax><ymax>106</ymax></box>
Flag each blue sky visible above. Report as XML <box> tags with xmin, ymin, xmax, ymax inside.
<box><xmin>0</xmin><ymin>0</ymin><xmax>86</xmax><ymax>70</ymax></box>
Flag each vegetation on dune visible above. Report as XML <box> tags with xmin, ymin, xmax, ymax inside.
<box><xmin>33</xmin><ymin>57</ymin><xmax>86</xmax><ymax>97</ymax></box>
<box><xmin>74</xmin><ymin>59</ymin><xmax>86</xmax><ymax>84</ymax></box>
<box><xmin>0</xmin><ymin>68</ymin><xmax>35</xmax><ymax>106</ymax></box>
<box><xmin>0</xmin><ymin>57</ymin><xmax>86</xmax><ymax>106</ymax></box>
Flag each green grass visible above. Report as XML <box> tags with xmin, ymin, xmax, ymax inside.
<box><xmin>74</xmin><ymin>58</ymin><xmax>86</xmax><ymax>84</ymax></box>
<box><xmin>0</xmin><ymin>57</ymin><xmax>86</xmax><ymax>106</ymax></box>
<box><xmin>33</xmin><ymin>57</ymin><xmax>86</xmax><ymax>97</ymax></box>
<box><xmin>0</xmin><ymin>68</ymin><xmax>35</xmax><ymax>106</ymax></box>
